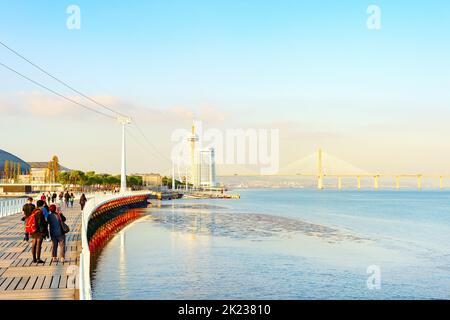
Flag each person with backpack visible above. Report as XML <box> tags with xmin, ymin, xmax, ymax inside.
<box><xmin>47</xmin><ymin>204</ymin><xmax>68</xmax><ymax>263</ymax></box>
<box><xmin>21</xmin><ymin>197</ymin><xmax>35</xmax><ymax>242</ymax></box>
<box><xmin>26</xmin><ymin>200</ymin><xmax>47</xmax><ymax>264</ymax></box>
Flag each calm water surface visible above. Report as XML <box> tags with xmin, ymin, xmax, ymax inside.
<box><xmin>91</xmin><ymin>189</ymin><xmax>450</xmax><ymax>299</ymax></box>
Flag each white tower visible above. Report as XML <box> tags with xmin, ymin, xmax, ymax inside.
<box><xmin>188</xmin><ymin>122</ymin><xmax>199</xmax><ymax>188</ymax></box>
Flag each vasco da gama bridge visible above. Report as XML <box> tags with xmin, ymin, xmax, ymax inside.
<box><xmin>227</xmin><ymin>149</ymin><xmax>450</xmax><ymax>190</ymax></box>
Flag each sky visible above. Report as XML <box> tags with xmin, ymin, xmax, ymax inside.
<box><xmin>1</xmin><ymin>0</ymin><xmax>450</xmax><ymax>175</ymax></box>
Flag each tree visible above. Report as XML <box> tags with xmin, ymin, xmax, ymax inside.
<box><xmin>46</xmin><ymin>161</ymin><xmax>52</xmax><ymax>183</ymax></box>
<box><xmin>127</xmin><ymin>175</ymin><xmax>142</xmax><ymax>187</ymax></box>
<box><xmin>52</xmin><ymin>156</ymin><xmax>59</xmax><ymax>183</ymax></box>
<box><xmin>11</xmin><ymin>162</ymin><xmax>16</xmax><ymax>180</ymax></box>
<box><xmin>16</xmin><ymin>162</ymin><xmax>21</xmax><ymax>183</ymax></box>
<box><xmin>2</xmin><ymin>160</ymin><xmax>7</xmax><ymax>179</ymax></box>
<box><xmin>162</xmin><ymin>176</ymin><xmax>182</xmax><ymax>188</ymax></box>
<box><xmin>58</xmin><ymin>172</ymin><xmax>70</xmax><ymax>185</ymax></box>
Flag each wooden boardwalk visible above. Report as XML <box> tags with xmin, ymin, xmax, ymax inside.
<box><xmin>0</xmin><ymin>204</ymin><xmax>82</xmax><ymax>300</ymax></box>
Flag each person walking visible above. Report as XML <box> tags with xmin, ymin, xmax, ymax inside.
<box><xmin>58</xmin><ymin>192</ymin><xmax>64</xmax><ymax>207</ymax></box>
<box><xmin>47</xmin><ymin>204</ymin><xmax>67</xmax><ymax>263</ymax></box>
<box><xmin>26</xmin><ymin>200</ymin><xmax>47</xmax><ymax>264</ymax></box>
<box><xmin>21</xmin><ymin>197</ymin><xmax>35</xmax><ymax>242</ymax></box>
<box><xmin>69</xmin><ymin>192</ymin><xmax>75</xmax><ymax>208</ymax></box>
<box><xmin>79</xmin><ymin>193</ymin><xmax>87</xmax><ymax>211</ymax></box>
<box><xmin>40</xmin><ymin>193</ymin><xmax>46</xmax><ymax>202</ymax></box>
<box><xmin>52</xmin><ymin>192</ymin><xmax>57</xmax><ymax>204</ymax></box>
<box><xmin>64</xmin><ymin>191</ymin><xmax>70</xmax><ymax>208</ymax></box>
<box><xmin>46</xmin><ymin>191</ymin><xmax>51</xmax><ymax>204</ymax></box>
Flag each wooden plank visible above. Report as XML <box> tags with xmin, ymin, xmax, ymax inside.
<box><xmin>0</xmin><ymin>288</ymin><xmax>76</xmax><ymax>300</ymax></box>
<box><xmin>6</xmin><ymin>277</ymin><xmax>21</xmax><ymax>291</ymax></box>
<box><xmin>42</xmin><ymin>276</ymin><xmax>53</xmax><ymax>289</ymax></box>
<box><xmin>59</xmin><ymin>275</ymin><xmax>68</xmax><ymax>289</ymax></box>
<box><xmin>0</xmin><ymin>260</ymin><xmax>13</xmax><ymax>268</ymax></box>
<box><xmin>18</xmin><ymin>250</ymin><xmax>79</xmax><ymax>260</ymax></box>
<box><xmin>33</xmin><ymin>276</ymin><xmax>45</xmax><ymax>290</ymax></box>
<box><xmin>0</xmin><ymin>277</ymin><xmax>14</xmax><ymax>291</ymax></box>
<box><xmin>2</xmin><ymin>265</ymin><xmax>72</xmax><ymax>277</ymax></box>
<box><xmin>2</xmin><ymin>247</ymin><xmax>26</xmax><ymax>253</ymax></box>
<box><xmin>50</xmin><ymin>275</ymin><xmax>60</xmax><ymax>289</ymax></box>
<box><xmin>24</xmin><ymin>276</ymin><xmax>37</xmax><ymax>290</ymax></box>
<box><xmin>16</xmin><ymin>276</ymin><xmax>30</xmax><ymax>290</ymax></box>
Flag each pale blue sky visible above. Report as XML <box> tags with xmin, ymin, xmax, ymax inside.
<box><xmin>1</xmin><ymin>1</ymin><xmax>450</xmax><ymax>174</ymax></box>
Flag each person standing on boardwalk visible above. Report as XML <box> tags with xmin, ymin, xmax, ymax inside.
<box><xmin>58</xmin><ymin>191</ymin><xmax>64</xmax><ymax>207</ymax></box>
<box><xmin>46</xmin><ymin>191</ymin><xmax>51</xmax><ymax>204</ymax></box>
<box><xmin>26</xmin><ymin>200</ymin><xmax>47</xmax><ymax>264</ymax></box>
<box><xmin>47</xmin><ymin>204</ymin><xmax>67</xmax><ymax>263</ymax></box>
<box><xmin>69</xmin><ymin>192</ymin><xmax>75</xmax><ymax>208</ymax></box>
<box><xmin>52</xmin><ymin>191</ymin><xmax>57</xmax><ymax>203</ymax></box>
<box><xmin>40</xmin><ymin>193</ymin><xmax>46</xmax><ymax>202</ymax></box>
<box><xmin>64</xmin><ymin>191</ymin><xmax>70</xmax><ymax>208</ymax></box>
<box><xmin>21</xmin><ymin>197</ymin><xmax>35</xmax><ymax>242</ymax></box>
<box><xmin>79</xmin><ymin>193</ymin><xmax>87</xmax><ymax>211</ymax></box>
<box><xmin>42</xmin><ymin>203</ymin><xmax>51</xmax><ymax>242</ymax></box>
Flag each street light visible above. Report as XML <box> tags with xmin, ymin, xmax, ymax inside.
<box><xmin>117</xmin><ymin>116</ymin><xmax>132</xmax><ymax>193</ymax></box>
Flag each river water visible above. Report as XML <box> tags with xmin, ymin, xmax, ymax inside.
<box><xmin>91</xmin><ymin>189</ymin><xmax>450</xmax><ymax>300</ymax></box>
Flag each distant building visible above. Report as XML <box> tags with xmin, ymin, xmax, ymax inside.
<box><xmin>137</xmin><ymin>173</ymin><xmax>162</xmax><ymax>187</ymax></box>
<box><xmin>1</xmin><ymin>150</ymin><xmax>68</xmax><ymax>193</ymax></box>
<box><xmin>188</xmin><ymin>123</ymin><xmax>218</xmax><ymax>189</ymax></box>
<box><xmin>196</xmin><ymin>148</ymin><xmax>217</xmax><ymax>188</ymax></box>
<box><xmin>26</xmin><ymin>162</ymin><xmax>70</xmax><ymax>184</ymax></box>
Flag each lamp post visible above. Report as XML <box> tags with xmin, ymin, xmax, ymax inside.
<box><xmin>118</xmin><ymin>116</ymin><xmax>132</xmax><ymax>193</ymax></box>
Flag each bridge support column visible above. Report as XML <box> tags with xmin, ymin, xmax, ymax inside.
<box><xmin>318</xmin><ymin>175</ymin><xmax>324</xmax><ymax>190</ymax></box>
<box><xmin>357</xmin><ymin>176</ymin><xmax>361</xmax><ymax>190</ymax></box>
<box><xmin>338</xmin><ymin>177</ymin><xmax>342</xmax><ymax>190</ymax></box>
<box><xmin>317</xmin><ymin>149</ymin><xmax>324</xmax><ymax>190</ymax></box>
<box><xmin>172</xmin><ymin>161</ymin><xmax>175</xmax><ymax>191</ymax></box>
<box><xmin>417</xmin><ymin>175</ymin><xmax>422</xmax><ymax>190</ymax></box>
<box><xmin>374</xmin><ymin>175</ymin><xmax>379</xmax><ymax>190</ymax></box>
<box><xmin>440</xmin><ymin>176</ymin><xmax>444</xmax><ymax>190</ymax></box>
<box><xmin>396</xmin><ymin>176</ymin><xmax>400</xmax><ymax>190</ymax></box>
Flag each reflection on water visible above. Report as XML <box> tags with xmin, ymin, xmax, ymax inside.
<box><xmin>91</xmin><ymin>190</ymin><xmax>450</xmax><ymax>300</ymax></box>
<box><xmin>151</xmin><ymin>203</ymin><xmax>366</xmax><ymax>243</ymax></box>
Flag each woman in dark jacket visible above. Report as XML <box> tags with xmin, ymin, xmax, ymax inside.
<box><xmin>47</xmin><ymin>204</ymin><xmax>67</xmax><ymax>263</ymax></box>
<box><xmin>79</xmin><ymin>193</ymin><xmax>87</xmax><ymax>211</ymax></box>
<box><xmin>30</xmin><ymin>200</ymin><xmax>47</xmax><ymax>264</ymax></box>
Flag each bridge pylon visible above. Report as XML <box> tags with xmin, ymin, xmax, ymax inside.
<box><xmin>317</xmin><ymin>148</ymin><xmax>324</xmax><ymax>190</ymax></box>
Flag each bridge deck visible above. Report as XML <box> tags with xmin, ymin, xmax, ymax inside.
<box><xmin>0</xmin><ymin>204</ymin><xmax>82</xmax><ymax>300</ymax></box>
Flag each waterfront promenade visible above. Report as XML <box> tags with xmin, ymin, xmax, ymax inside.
<box><xmin>0</xmin><ymin>204</ymin><xmax>82</xmax><ymax>300</ymax></box>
